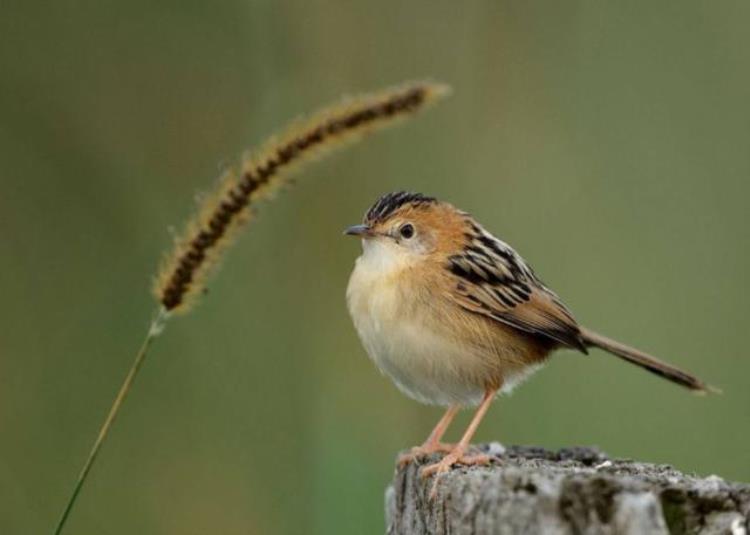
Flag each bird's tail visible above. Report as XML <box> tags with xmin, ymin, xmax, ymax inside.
<box><xmin>579</xmin><ymin>328</ymin><xmax>718</xmax><ymax>394</ymax></box>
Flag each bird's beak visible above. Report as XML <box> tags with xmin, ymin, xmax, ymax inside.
<box><xmin>344</xmin><ymin>224</ymin><xmax>374</xmax><ymax>238</ymax></box>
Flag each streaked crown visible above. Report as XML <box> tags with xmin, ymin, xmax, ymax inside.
<box><xmin>364</xmin><ymin>191</ymin><xmax>437</xmax><ymax>225</ymax></box>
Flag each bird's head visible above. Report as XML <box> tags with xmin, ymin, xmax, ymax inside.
<box><xmin>344</xmin><ymin>191</ymin><xmax>466</xmax><ymax>269</ymax></box>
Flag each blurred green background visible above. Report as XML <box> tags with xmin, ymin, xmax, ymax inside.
<box><xmin>2</xmin><ymin>1</ymin><xmax>748</xmax><ymax>533</ymax></box>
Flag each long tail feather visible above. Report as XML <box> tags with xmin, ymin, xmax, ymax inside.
<box><xmin>580</xmin><ymin>328</ymin><xmax>718</xmax><ymax>394</ymax></box>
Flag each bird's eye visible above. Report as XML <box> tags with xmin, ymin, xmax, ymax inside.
<box><xmin>399</xmin><ymin>223</ymin><xmax>415</xmax><ymax>239</ymax></box>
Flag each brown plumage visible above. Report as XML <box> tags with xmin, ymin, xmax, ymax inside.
<box><xmin>345</xmin><ymin>191</ymin><xmax>715</xmax><ymax>495</ymax></box>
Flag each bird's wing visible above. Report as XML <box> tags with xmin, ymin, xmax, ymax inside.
<box><xmin>444</xmin><ymin>226</ymin><xmax>587</xmax><ymax>352</ymax></box>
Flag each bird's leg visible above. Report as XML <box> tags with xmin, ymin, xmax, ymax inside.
<box><xmin>421</xmin><ymin>389</ymin><xmax>497</xmax><ymax>496</ymax></box>
<box><xmin>397</xmin><ymin>405</ymin><xmax>460</xmax><ymax>466</ymax></box>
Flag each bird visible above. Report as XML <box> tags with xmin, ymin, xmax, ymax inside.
<box><xmin>344</xmin><ymin>191</ymin><xmax>713</xmax><ymax>491</ymax></box>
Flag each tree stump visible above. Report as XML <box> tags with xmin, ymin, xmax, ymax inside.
<box><xmin>385</xmin><ymin>445</ymin><xmax>750</xmax><ymax>534</ymax></box>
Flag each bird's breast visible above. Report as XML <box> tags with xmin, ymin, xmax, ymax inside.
<box><xmin>347</xmin><ymin>255</ymin><xmax>496</xmax><ymax>406</ymax></box>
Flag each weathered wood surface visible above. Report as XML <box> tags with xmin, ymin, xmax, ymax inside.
<box><xmin>385</xmin><ymin>445</ymin><xmax>749</xmax><ymax>535</ymax></box>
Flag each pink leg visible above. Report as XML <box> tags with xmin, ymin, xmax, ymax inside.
<box><xmin>397</xmin><ymin>405</ymin><xmax>460</xmax><ymax>466</ymax></box>
<box><xmin>421</xmin><ymin>389</ymin><xmax>498</xmax><ymax>497</ymax></box>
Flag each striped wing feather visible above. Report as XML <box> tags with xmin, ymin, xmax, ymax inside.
<box><xmin>446</xmin><ymin>225</ymin><xmax>587</xmax><ymax>352</ymax></box>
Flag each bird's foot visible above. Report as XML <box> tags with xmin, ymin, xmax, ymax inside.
<box><xmin>397</xmin><ymin>442</ymin><xmax>455</xmax><ymax>467</ymax></box>
<box><xmin>420</xmin><ymin>446</ymin><xmax>491</xmax><ymax>499</ymax></box>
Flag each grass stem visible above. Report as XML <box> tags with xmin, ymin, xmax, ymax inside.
<box><xmin>53</xmin><ymin>308</ymin><xmax>168</xmax><ymax>535</ymax></box>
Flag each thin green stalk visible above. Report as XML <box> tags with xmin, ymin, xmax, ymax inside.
<box><xmin>53</xmin><ymin>309</ymin><xmax>169</xmax><ymax>535</ymax></box>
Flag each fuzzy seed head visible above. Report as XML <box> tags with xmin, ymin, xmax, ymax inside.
<box><xmin>154</xmin><ymin>81</ymin><xmax>450</xmax><ymax>313</ymax></box>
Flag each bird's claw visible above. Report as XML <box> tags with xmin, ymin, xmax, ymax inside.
<box><xmin>420</xmin><ymin>448</ymin><xmax>492</xmax><ymax>499</ymax></box>
<box><xmin>397</xmin><ymin>442</ymin><xmax>456</xmax><ymax>467</ymax></box>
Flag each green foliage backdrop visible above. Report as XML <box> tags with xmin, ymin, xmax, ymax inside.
<box><xmin>1</xmin><ymin>2</ymin><xmax>748</xmax><ymax>533</ymax></box>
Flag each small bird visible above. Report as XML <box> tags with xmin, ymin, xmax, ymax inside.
<box><xmin>345</xmin><ymin>191</ymin><xmax>712</xmax><ymax>487</ymax></box>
